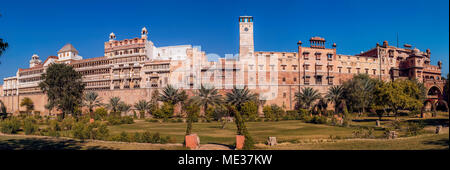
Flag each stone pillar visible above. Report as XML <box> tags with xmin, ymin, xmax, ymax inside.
<box><xmin>267</xmin><ymin>137</ymin><xmax>277</xmax><ymax>146</ymax></box>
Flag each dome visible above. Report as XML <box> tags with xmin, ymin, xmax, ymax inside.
<box><xmin>412</xmin><ymin>48</ymin><xmax>420</xmax><ymax>54</ymax></box>
<box><xmin>142</xmin><ymin>27</ymin><xmax>148</xmax><ymax>35</ymax></box>
<box><xmin>109</xmin><ymin>32</ymin><xmax>116</xmax><ymax>40</ymax></box>
<box><xmin>31</xmin><ymin>54</ymin><xmax>39</xmax><ymax>59</ymax></box>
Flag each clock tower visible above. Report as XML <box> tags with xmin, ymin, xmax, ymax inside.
<box><xmin>239</xmin><ymin>16</ymin><xmax>254</xmax><ymax>59</ymax></box>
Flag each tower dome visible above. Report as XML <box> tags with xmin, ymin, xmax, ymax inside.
<box><xmin>109</xmin><ymin>32</ymin><xmax>116</xmax><ymax>41</ymax></box>
<box><xmin>29</xmin><ymin>54</ymin><xmax>42</xmax><ymax>68</ymax></box>
<box><xmin>141</xmin><ymin>27</ymin><xmax>148</xmax><ymax>39</ymax></box>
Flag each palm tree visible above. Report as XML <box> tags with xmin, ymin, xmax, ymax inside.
<box><xmin>192</xmin><ymin>85</ymin><xmax>223</xmax><ymax>116</ymax></box>
<box><xmin>226</xmin><ymin>86</ymin><xmax>257</xmax><ymax>111</ymax></box>
<box><xmin>314</xmin><ymin>97</ymin><xmax>328</xmax><ymax>116</ymax></box>
<box><xmin>134</xmin><ymin>100</ymin><xmax>150</xmax><ymax>119</ymax></box>
<box><xmin>107</xmin><ymin>96</ymin><xmax>121</xmax><ymax>115</ymax></box>
<box><xmin>295</xmin><ymin>87</ymin><xmax>321</xmax><ymax>110</ymax></box>
<box><xmin>20</xmin><ymin>97</ymin><xmax>34</xmax><ymax>115</ymax></box>
<box><xmin>118</xmin><ymin>101</ymin><xmax>131</xmax><ymax>116</ymax></box>
<box><xmin>82</xmin><ymin>91</ymin><xmax>103</xmax><ymax>118</ymax></box>
<box><xmin>0</xmin><ymin>13</ymin><xmax>8</xmax><ymax>61</ymax></box>
<box><xmin>159</xmin><ymin>85</ymin><xmax>181</xmax><ymax>105</ymax></box>
<box><xmin>326</xmin><ymin>85</ymin><xmax>345</xmax><ymax>115</ymax></box>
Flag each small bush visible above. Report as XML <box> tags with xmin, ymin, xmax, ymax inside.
<box><xmin>151</xmin><ymin>132</ymin><xmax>161</xmax><ymax>143</ymax></box>
<box><xmin>106</xmin><ymin>116</ymin><xmax>134</xmax><ymax>125</ymax></box>
<box><xmin>141</xmin><ymin>131</ymin><xmax>152</xmax><ymax>143</ymax></box>
<box><xmin>304</xmin><ymin>115</ymin><xmax>327</xmax><ymax>124</ymax></box>
<box><xmin>48</xmin><ymin>120</ymin><xmax>61</xmax><ymax>131</ymax></box>
<box><xmin>405</xmin><ymin>122</ymin><xmax>424</xmax><ymax>136</ymax></box>
<box><xmin>93</xmin><ymin>107</ymin><xmax>108</xmax><ymax>120</ymax></box>
<box><xmin>0</xmin><ymin>118</ymin><xmax>21</xmax><ymax>134</ymax></box>
<box><xmin>61</xmin><ymin>117</ymin><xmax>75</xmax><ymax>131</ymax></box>
<box><xmin>23</xmin><ymin>117</ymin><xmax>38</xmax><ymax>135</ymax></box>
<box><xmin>72</xmin><ymin>122</ymin><xmax>109</xmax><ymax>140</ymax></box>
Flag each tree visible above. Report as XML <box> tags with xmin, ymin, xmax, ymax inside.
<box><xmin>20</xmin><ymin>97</ymin><xmax>34</xmax><ymax>115</ymax></box>
<box><xmin>376</xmin><ymin>79</ymin><xmax>424</xmax><ymax>119</ymax></box>
<box><xmin>118</xmin><ymin>101</ymin><xmax>131</xmax><ymax>116</ymax></box>
<box><xmin>134</xmin><ymin>100</ymin><xmax>150</xmax><ymax>119</ymax></box>
<box><xmin>314</xmin><ymin>97</ymin><xmax>328</xmax><ymax>116</ymax></box>
<box><xmin>185</xmin><ymin>103</ymin><xmax>200</xmax><ymax>135</ymax></box>
<box><xmin>0</xmin><ymin>13</ymin><xmax>8</xmax><ymax>63</ymax></box>
<box><xmin>82</xmin><ymin>91</ymin><xmax>103</xmax><ymax>119</ymax></box>
<box><xmin>228</xmin><ymin>105</ymin><xmax>254</xmax><ymax>150</ymax></box>
<box><xmin>444</xmin><ymin>74</ymin><xmax>449</xmax><ymax>104</ymax></box>
<box><xmin>326</xmin><ymin>85</ymin><xmax>345</xmax><ymax>115</ymax></box>
<box><xmin>192</xmin><ymin>85</ymin><xmax>223</xmax><ymax>117</ymax></box>
<box><xmin>295</xmin><ymin>87</ymin><xmax>320</xmax><ymax>110</ymax></box>
<box><xmin>159</xmin><ymin>85</ymin><xmax>182</xmax><ymax>105</ymax></box>
<box><xmin>226</xmin><ymin>86</ymin><xmax>257</xmax><ymax>111</ymax></box>
<box><xmin>0</xmin><ymin>100</ymin><xmax>7</xmax><ymax>119</ymax></box>
<box><xmin>240</xmin><ymin>101</ymin><xmax>258</xmax><ymax>120</ymax></box>
<box><xmin>177</xmin><ymin>90</ymin><xmax>189</xmax><ymax>117</ymax></box>
<box><xmin>148</xmin><ymin>89</ymin><xmax>160</xmax><ymax>117</ymax></box>
<box><xmin>343</xmin><ymin>74</ymin><xmax>375</xmax><ymax>116</ymax></box>
<box><xmin>106</xmin><ymin>97</ymin><xmax>121</xmax><ymax>115</ymax></box>
<box><xmin>39</xmin><ymin>63</ymin><xmax>85</xmax><ymax>119</ymax></box>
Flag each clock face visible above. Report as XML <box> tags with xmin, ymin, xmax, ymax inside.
<box><xmin>244</xmin><ymin>27</ymin><xmax>249</xmax><ymax>32</ymax></box>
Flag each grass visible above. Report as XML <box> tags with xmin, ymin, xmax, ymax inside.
<box><xmin>108</xmin><ymin>120</ymin><xmax>358</xmax><ymax>145</ymax></box>
<box><xmin>1</xmin><ymin>114</ymin><xmax>448</xmax><ymax>150</ymax></box>
<box><xmin>255</xmin><ymin>133</ymin><xmax>449</xmax><ymax>150</ymax></box>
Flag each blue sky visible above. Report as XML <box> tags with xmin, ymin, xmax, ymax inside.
<box><xmin>0</xmin><ymin>0</ymin><xmax>448</xmax><ymax>84</ymax></box>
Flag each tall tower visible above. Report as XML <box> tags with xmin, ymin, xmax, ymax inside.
<box><xmin>239</xmin><ymin>16</ymin><xmax>254</xmax><ymax>58</ymax></box>
<box><xmin>29</xmin><ymin>54</ymin><xmax>42</xmax><ymax>68</ymax></box>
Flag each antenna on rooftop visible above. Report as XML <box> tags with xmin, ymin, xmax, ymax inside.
<box><xmin>396</xmin><ymin>32</ymin><xmax>399</xmax><ymax>48</ymax></box>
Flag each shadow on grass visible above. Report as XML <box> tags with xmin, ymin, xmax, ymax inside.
<box><xmin>423</xmin><ymin>138</ymin><xmax>449</xmax><ymax>150</ymax></box>
<box><xmin>0</xmin><ymin>137</ymin><xmax>112</xmax><ymax>150</ymax></box>
<box><xmin>206</xmin><ymin>142</ymin><xmax>235</xmax><ymax>150</ymax></box>
<box><xmin>407</xmin><ymin>119</ymin><xmax>449</xmax><ymax>127</ymax></box>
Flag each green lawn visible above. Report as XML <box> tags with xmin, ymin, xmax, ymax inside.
<box><xmin>255</xmin><ymin>133</ymin><xmax>449</xmax><ymax>150</ymax></box>
<box><xmin>1</xmin><ymin>116</ymin><xmax>448</xmax><ymax>150</ymax></box>
<box><xmin>108</xmin><ymin>120</ymin><xmax>359</xmax><ymax>145</ymax></box>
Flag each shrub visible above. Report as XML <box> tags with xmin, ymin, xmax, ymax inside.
<box><xmin>106</xmin><ymin>116</ymin><xmax>134</xmax><ymax>125</ymax></box>
<box><xmin>405</xmin><ymin>122</ymin><xmax>424</xmax><ymax>136</ymax></box>
<box><xmin>119</xmin><ymin>131</ymin><xmax>130</xmax><ymax>142</ymax></box>
<box><xmin>61</xmin><ymin>117</ymin><xmax>75</xmax><ymax>131</ymax></box>
<box><xmin>93</xmin><ymin>107</ymin><xmax>108</xmax><ymax>120</ymax></box>
<box><xmin>271</xmin><ymin>105</ymin><xmax>285</xmax><ymax>119</ymax></box>
<box><xmin>151</xmin><ymin>132</ymin><xmax>161</xmax><ymax>143</ymax></box>
<box><xmin>23</xmin><ymin>117</ymin><xmax>38</xmax><ymax>135</ymax></box>
<box><xmin>342</xmin><ymin>112</ymin><xmax>352</xmax><ymax>127</ymax></box>
<box><xmin>72</xmin><ymin>122</ymin><xmax>109</xmax><ymax>140</ymax></box>
<box><xmin>157</xmin><ymin>102</ymin><xmax>174</xmax><ymax>119</ymax></box>
<box><xmin>48</xmin><ymin>119</ymin><xmax>61</xmax><ymax>131</ymax></box>
<box><xmin>0</xmin><ymin>118</ymin><xmax>21</xmax><ymax>134</ymax></box>
<box><xmin>40</xmin><ymin>128</ymin><xmax>60</xmax><ymax>137</ymax></box>
<box><xmin>263</xmin><ymin>105</ymin><xmax>274</xmax><ymax>120</ymax></box>
<box><xmin>241</xmin><ymin>101</ymin><xmax>258</xmax><ymax>121</ymax></box>
<box><xmin>133</xmin><ymin>132</ymin><xmax>143</xmax><ymax>143</ymax></box>
<box><xmin>304</xmin><ymin>115</ymin><xmax>327</xmax><ymax>124</ymax></box>
<box><xmin>72</xmin><ymin>122</ymin><xmax>88</xmax><ymax>139</ymax></box>
<box><xmin>141</xmin><ymin>131</ymin><xmax>152</xmax><ymax>143</ymax></box>
<box><xmin>285</xmin><ymin>110</ymin><xmax>300</xmax><ymax>120</ymax></box>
